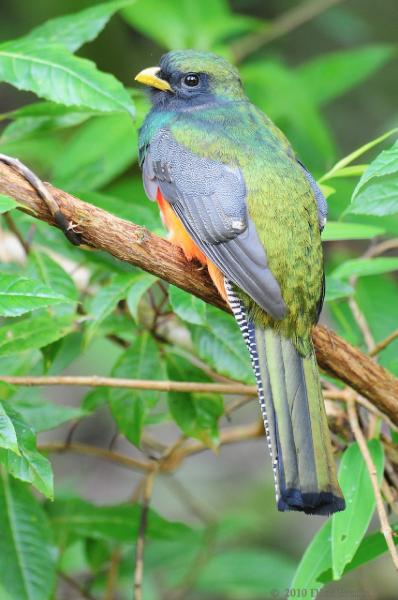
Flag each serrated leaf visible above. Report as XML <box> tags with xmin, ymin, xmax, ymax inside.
<box><xmin>0</xmin><ymin>274</ymin><xmax>70</xmax><ymax>317</ymax></box>
<box><xmin>322</xmin><ymin>221</ymin><xmax>385</xmax><ymax>241</ymax></box>
<box><xmin>297</xmin><ymin>45</ymin><xmax>393</xmax><ymax>106</ymax></box>
<box><xmin>331</xmin><ymin>440</ymin><xmax>384</xmax><ymax>580</ymax></box>
<box><xmin>85</xmin><ymin>273</ymin><xmax>132</xmax><ymax>345</ymax></box>
<box><xmin>48</xmin><ymin>496</ymin><xmax>192</xmax><ymax>542</ymax></box>
<box><xmin>350</xmin><ymin>139</ymin><xmax>398</xmax><ymax>216</ymax></box>
<box><xmin>109</xmin><ymin>332</ymin><xmax>165</xmax><ymax>445</ymax></box>
<box><xmin>25</xmin><ymin>0</ymin><xmax>135</xmax><ymax>52</ymax></box>
<box><xmin>0</xmin><ymin>471</ymin><xmax>56</xmax><ymax>600</ymax></box>
<box><xmin>126</xmin><ymin>272</ymin><xmax>158</xmax><ymax>321</ymax></box>
<box><xmin>0</xmin><ymin>194</ymin><xmax>19</xmax><ymax>213</ymax></box>
<box><xmin>0</xmin><ymin>402</ymin><xmax>19</xmax><ymax>454</ymax></box>
<box><xmin>169</xmin><ymin>286</ymin><xmax>207</xmax><ymax>325</ymax></box>
<box><xmin>0</xmin><ymin>314</ymin><xmax>74</xmax><ymax>357</ymax></box>
<box><xmin>0</xmin><ymin>39</ymin><xmax>135</xmax><ymax>116</ymax></box>
<box><xmin>0</xmin><ymin>407</ymin><xmax>53</xmax><ymax>498</ymax></box>
<box><xmin>332</xmin><ymin>257</ymin><xmax>398</xmax><ymax>280</ymax></box>
<box><xmin>191</xmin><ymin>306</ymin><xmax>254</xmax><ymax>384</ymax></box>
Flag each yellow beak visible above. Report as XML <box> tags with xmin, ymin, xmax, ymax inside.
<box><xmin>134</xmin><ymin>66</ymin><xmax>172</xmax><ymax>92</ymax></box>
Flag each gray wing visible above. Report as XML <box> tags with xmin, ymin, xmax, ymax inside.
<box><xmin>143</xmin><ymin>129</ymin><xmax>286</xmax><ymax>320</ymax></box>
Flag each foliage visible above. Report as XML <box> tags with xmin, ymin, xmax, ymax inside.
<box><xmin>0</xmin><ymin>0</ymin><xmax>397</xmax><ymax>598</ymax></box>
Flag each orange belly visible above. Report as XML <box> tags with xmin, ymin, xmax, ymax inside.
<box><xmin>156</xmin><ymin>189</ymin><xmax>227</xmax><ymax>302</ymax></box>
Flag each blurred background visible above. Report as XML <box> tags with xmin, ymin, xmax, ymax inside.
<box><xmin>0</xmin><ymin>1</ymin><xmax>397</xmax><ymax>599</ymax></box>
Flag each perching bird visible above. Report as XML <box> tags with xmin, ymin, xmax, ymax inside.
<box><xmin>135</xmin><ymin>50</ymin><xmax>345</xmax><ymax>515</ymax></box>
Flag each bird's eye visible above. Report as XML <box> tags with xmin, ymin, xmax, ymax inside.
<box><xmin>183</xmin><ymin>73</ymin><xmax>200</xmax><ymax>87</ymax></box>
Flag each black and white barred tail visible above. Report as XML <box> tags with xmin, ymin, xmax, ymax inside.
<box><xmin>225</xmin><ymin>279</ymin><xmax>345</xmax><ymax>516</ymax></box>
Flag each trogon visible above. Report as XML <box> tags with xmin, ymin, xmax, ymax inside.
<box><xmin>135</xmin><ymin>50</ymin><xmax>345</xmax><ymax>515</ymax></box>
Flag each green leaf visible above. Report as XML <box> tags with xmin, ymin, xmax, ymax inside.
<box><xmin>325</xmin><ymin>277</ymin><xmax>354</xmax><ymax>302</ymax></box>
<box><xmin>290</xmin><ymin>519</ymin><xmax>331</xmax><ymax>594</ymax></box>
<box><xmin>332</xmin><ymin>257</ymin><xmax>398</xmax><ymax>280</ymax></box>
<box><xmin>0</xmin><ymin>407</ymin><xmax>53</xmax><ymax>498</ymax></box>
<box><xmin>0</xmin><ymin>39</ymin><xmax>135</xmax><ymax>116</ymax></box>
<box><xmin>48</xmin><ymin>496</ymin><xmax>192</xmax><ymax>542</ymax></box>
<box><xmin>169</xmin><ymin>286</ymin><xmax>207</xmax><ymax>325</ymax></box>
<box><xmin>0</xmin><ymin>402</ymin><xmax>19</xmax><ymax>454</ymax></box>
<box><xmin>25</xmin><ymin>0</ymin><xmax>135</xmax><ymax>53</ymax></box>
<box><xmin>12</xmin><ymin>392</ymin><xmax>85</xmax><ymax>432</ymax></box>
<box><xmin>322</xmin><ymin>221</ymin><xmax>385</xmax><ymax>241</ymax></box>
<box><xmin>355</xmin><ymin>275</ymin><xmax>398</xmax><ymax>376</ymax></box>
<box><xmin>195</xmin><ymin>549</ymin><xmax>295</xmax><ymax>597</ymax></box>
<box><xmin>320</xmin><ymin>127</ymin><xmax>398</xmax><ymax>183</ymax></box>
<box><xmin>85</xmin><ymin>273</ymin><xmax>133</xmax><ymax>345</ymax></box>
<box><xmin>191</xmin><ymin>306</ymin><xmax>254</xmax><ymax>384</ymax></box>
<box><xmin>27</xmin><ymin>251</ymin><xmax>77</xmax><ymax>301</ymax></box>
<box><xmin>126</xmin><ymin>272</ymin><xmax>158</xmax><ymax>321</ymax></box>
<box><xmin>0</xmin><ymin>274</ymin><xmax>70</xmax><ymax>317</ymax></box>
<box><xmin>350</xmin><ymin>139</ymin><xmax>398</xmax><ymax>215</ymax></box>
<box><xmin>122</xmin><ymin>0</ymin><xmax>258</xmax><ymax>51</ymax></box>
<box><xmin>109</xmin><ymin>332</ymin><xmax>165</xmax><ymax>445</ymax></box>
<box><xmin>0</xmin><ymin>194</ymin><xmax>19</xmax><ymax>213</ymax></box>
<box><xmin>319</xmin><ymin>523</ymin><xmax>398</xmax><ymax>583</ymax></box>
<box><xmin>297</xmin><ymin>45</ymin><xmax>393</xmax><ymax>106</ymax></box>
<box><xmin>165</xmin><ymin>350</ymin><xmax>223</xmax><ymax>444</ymax></box>
<box><xmin>51</xmin><ymin>113</ymin><xmax>137</xmax><ymax>191</ymax></box>
<box><xmin>331</xmin><ymin>440</ymin><xmax>384</xmax><ymax>580</ymax></box>
<box><xmin>1</xmin><ymin>111</ymin><xmax>92</xmax><ymax>144</ymax></box>
<box><xmin>292</xmin><ymin>513</ymin><xmax>398</xmax><ymax>591</ymax></box>
<box><xmin>0</xmin><ymin>315</ymin><xmax>74</xmax><ymax>357</ymax></box>
<box><xmin>0</xmin><ymin>470</ymin><xmax>56</xmax><ymax>600</ymax></box>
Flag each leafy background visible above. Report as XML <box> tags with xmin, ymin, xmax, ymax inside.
<box><xmin>0</xmin><ymin>0</ymin><xmax>397</xmax><ymax>599</ymax></box>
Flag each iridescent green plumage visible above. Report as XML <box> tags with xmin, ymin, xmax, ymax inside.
<box><xmin>138</xmin><ymin>50</ymin><xmax>344</xmax><ymax>515</ymax></box>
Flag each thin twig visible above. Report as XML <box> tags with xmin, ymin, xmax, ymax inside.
<box><xmin>0</xmin><ymin>374</ymin><xmax>257</xmax><ymax>395</ymax></box>
<box><xmin>105</xmin><ymin>548</ymin><xmax>122</xmax><ymax>600</ymax></box>
<box><xmin>347</xmin><ymin>397</ymin><xmax>398</xmax><ymax>571</ymax></box>
<box><xmin>39</xmin><ymin>441</ymin><xmax>154</xmax><ymax>472</ymax></box>
<box><xmin>363</xmin><ymin>239</ymin><xmax>398</xmax><ymax>259</ymax></box>
<box><xmin>39</xmin><ymin>422</ymin><xmax>264</xmax><ymax>476</ymax></box>
<box><xmin>134</xmin><ymin>471</ymin><xmax>156</xmax><ymax>600</ymax></box>
<box><xmin>370</xmin><ymin>330</ymin><xmax>398</xmax><ymax>357</ymax></box>
<box><xmin>231</xmin><ymin>0</ymin><xmax>346</xmax><ymax>63</ymax></box>
<box><xmin>348</xmin><ymin>296</ymin><xmax>375</xmax><ymax>352</ymax></box>
<box><xmin>3</xmin><ymin>212</ymin><xmax>30</xmax><ymax>254</ymax></box>
<box><xmin>323</xmin><ymin>389</ymin><xmax>398</xmax><ymax>434</ymax></box>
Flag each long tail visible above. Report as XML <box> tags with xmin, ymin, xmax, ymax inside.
<box><xmin>226</xmin><ymin>281</ymin><xmax>345</xmax><ymax>516</ymax></box>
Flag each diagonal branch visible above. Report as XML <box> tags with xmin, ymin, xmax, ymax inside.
<box><xmin>1</xmin><ymin>160</ymin><xmax>398</xmax><ymax>425</ymax></box>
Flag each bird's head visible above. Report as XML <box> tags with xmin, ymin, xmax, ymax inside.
<box><xmin>135</xmin><ymin>50</ymin><xmax>246</xmax><ymax>108</ymax></box>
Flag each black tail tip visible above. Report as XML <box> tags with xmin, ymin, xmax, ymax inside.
<box><xmin>277</xmin><ymin>489</ymin><xmax>346</xmax><ymax>516</ymax></box>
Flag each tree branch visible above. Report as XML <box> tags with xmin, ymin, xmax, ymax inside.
<box><xmin>1</xmin><ymin>160</ymin><xmax>398</xmax><ymax>425</ymax></box>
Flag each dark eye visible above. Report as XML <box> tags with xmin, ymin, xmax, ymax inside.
<box><xmin>183</xmin><ymin>73</ymin><xmax>200</xmax><ymax>87</ymax></box>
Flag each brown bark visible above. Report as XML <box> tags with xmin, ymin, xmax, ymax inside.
<box><xmin>1</xmin><ymin>160</ymin><xmax>398</xmax><ymax>425</ymax></box>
